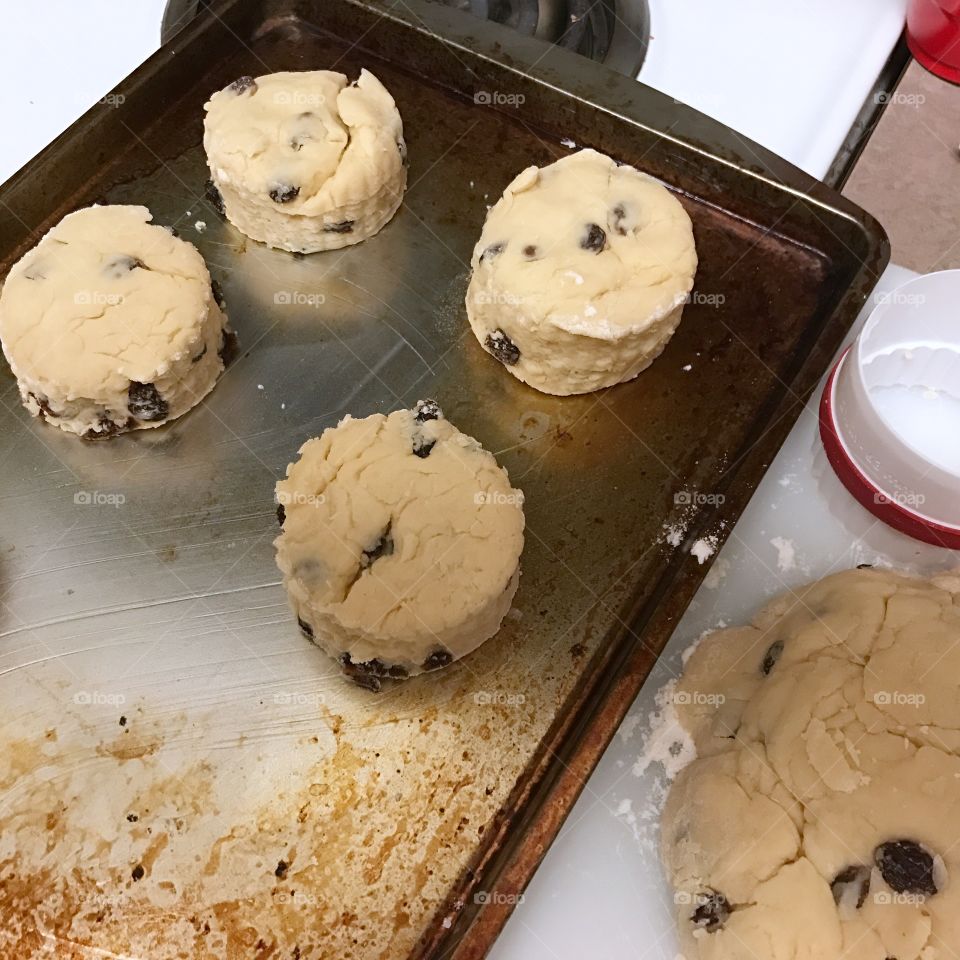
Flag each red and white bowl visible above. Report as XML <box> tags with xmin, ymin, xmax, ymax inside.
<box><xmin>820</xmin><ymin>270</ymin><xmax>960</xmax><ymax>550</ymax></box>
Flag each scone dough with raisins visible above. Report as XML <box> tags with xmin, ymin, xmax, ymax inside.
<box><xmin>466</xmin><ymin>148</ymin><xmax>697</xmax><ymax>396</ymax></box>
<box><xmin>661</xmin><ymin>567</ymin><xmax>960</xmax><ymax>960</ymax></box>
<box><xmin>203</xmin><ymin>70</ymin><xmax>406</xmax><ymax>253</ymax></box>
<box><xmin>274</xmin><ymin>401</ymin><xmax>525</xmax><ymax>690</ymax></box>
<box><xmin>0</xmin><ymin>205</ymin><xmax>230</xmax><ymax>439</ymax></box>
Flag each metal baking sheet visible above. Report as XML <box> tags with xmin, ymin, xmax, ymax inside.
<box><xmin>0</xmin><ymin>1</ymin><xmax>888</xmax><ymax>957</ymax></box>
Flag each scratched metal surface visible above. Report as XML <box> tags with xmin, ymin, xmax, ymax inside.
<box><xmin>0</xmin><ymin>1</ymin><xmax>888</xmax><ymax>957</ymax></box>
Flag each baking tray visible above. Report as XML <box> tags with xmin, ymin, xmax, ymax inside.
<box><xmin>0</xmin><ymin>1</ymin><xmax>888</xmax><ymax>957</ymax></box>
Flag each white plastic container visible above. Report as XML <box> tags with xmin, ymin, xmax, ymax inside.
<box><xmin>819</xmin><ymin>270</ymin><xmax>960</xmax><ymax>549</ymax></box>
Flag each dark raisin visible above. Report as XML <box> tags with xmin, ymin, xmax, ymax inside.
<box><xmin>276</xmin><ymin>504</ymin><xmax>286</xmax><ymax>526</ymax></box>
<box><xmin>422</xmin><ymin>648</ymin><xmax>453</xmax><ymax>671</ymax></box>
<box><xmin>611</xmin><ymin>203</ymin><xmax>628</xmax><ymax>235</ymax></box>
<box><xmin>227</xmin><ymin>76</ymin><xmax>257</xmax><ymax>95</ymax></box>
<box><xmin>269</xmin><ymin>184</ymin><xmax>300</xmax><ymax>204</ymax></box>
<box><xmin>205</xmin><ymin>180</ymin><xmax>226</xmax><ymax>216</ymax></box>
<box><xmin>479</xmin><ymin>241</ymin><xmax>505</xmax><ymax>262</ymax></box>
<box><xmin>126</xmin><ymin>814</ymin><xmax>138</xmax><ymax>823</ymax></box>
<box><xmin>27</xmin><ymin>392</ymin><xmax>56</xmax><ymax>420</ymax></box>
<box><xmin>387</xmin><ymin>663</ymin><xmax>409</xmax><ymax>679</ymax></box>
<box><xmin>522</xmin><ymin>244</ymin><xmax>539</xmax><ymax>260</ymax></box>
<box><xmin>691</xmin><ymin>891</ymin><xmax>730</xmax><ymax>932</ymax></box>
<box><xmin>127</xmin><ymin>382</ymin><xmax>168</xmax><ymax>422</ymax></box>
<box><xmin>875</xmin><ymin>840</ymin><xmax>938</xmax><ymax>896</ymax></box>
<box><xmin>361</xmin><ymin>525</ymin><xmax>394</xmax><ymax>568</ymax></box>
<box><xmin>397</xmin><ymin>139</ymin><xmax>408</xmax><ymax>163</ymax></box>
<box><xmin>580</xmin><ymin>223</ymin><xmax>606</xmax><ymax>253</ymax></box>
<box><xmin>131</xmin><ymin>865</ymin><xmax>145</xmax><ymax>882</ymax></box>
<box><xmin>338</xmin><ymin>653</ymin><xmax>384</xmax><ymax>692</ymax></box>
<box><xmin>275</xmin><ymin>860</ymin><xmax>288</xmax><ymax>879</ymax></box>
<box><xmin>857</xmin><ymin>563</ymin><xmax>873</xmax><ymax>569</ymax></box>
<box><xmin>191</xmin><ymin>343</ymin><xmax>208</xmax><ymax>364</ymax></box>
<box><xmin>218</xmin><ymin>328</ymin><xmax>239</xmax><ymax>365</ymax></box>
<box><xmin>211</xmin><ymin>279</ymin><xmax>226</xmax><ymax>310</ymax></box>
<box><xmin>119</xmin><ymin>716</ymin><xmax>127</xmax><ymax>727</ymax></box>
<box><xmin>104</xmin><ymin>255</ymin><xmax>145</xmax><ymax>278</ymax></box>
<box><xmin>484</xmin><ymin>329</ymin><xmax>521</xmax><ymax>366</ymax></box>
<box><xmin>82</xmin><ymin>414</ymin><xmax>133</xmax><ymax>440</ymax></box>
<box><xmin>761</xmin><ymin>639</ymin><xmax>784</xmax><ymax>676</ymax></box>
<box><xmin>414</xmin><ymin>399</ymin><xmax>442</xmax><ymax>422</ymax></box>
<box><xmin>831</xmin><ymin>865</ymin><xmax>871</xmax><ymax>908</ymax></box>
<box><xmin>412</xmin><ymin>437</ymin><xmax>436</xmax><ymax>459</ymax></box>
<box><xmin>296</xmin><ymin>617</ymin><xmax>314</xmax><ymax>639</ymax></box>
<box><xmin>323</xmin><ymin>220</ymin><xmax>354</xmax><ymax>234</ymax></box>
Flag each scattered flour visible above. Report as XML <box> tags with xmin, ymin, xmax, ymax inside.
<box><xmin>194</xmin><ymin>220</ymin><xmax>207</xmax><ymax>233</ymax></box>
<box><xmin>703</xmin><ymin>557</ymin><xmax>729</xmax><ymax>589</ymax></box>
<box><xmin>618</xmin><ymin>710</ymin><xmax>644</xmax><ymax>743</ymax></box>
<box><xmin>632</xmin><ymin>680</ymin><xmax>696</xmax><ymax>782</ymax></box>
<box><xmin>560</xmin><ymin>137</ymin><xmax>577</xmax><ymax>149</ymax></box>
<box><xmin>770</xmin><ymin>535</ymin><xmax>796</xmax><ymax>572</ymax></box>
<box><xmin>665</xmin><ymin>523</ymin><xmax>686</xmax><ymax>548</ymax></box>
<box><xmin>690</xmin><ymin>536</ymin><xmax>717</xmax><ymax>564</ymax></box>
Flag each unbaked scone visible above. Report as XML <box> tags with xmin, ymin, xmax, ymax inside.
<box><xmin>203</xmin><ymin>69</ymin><xmax>406</xmax><ymax>253</ymax></box>
<box><xmin>0</xmin><ymin>205</ymin><xmax>230</xmax><ymax>439</ymax></box>
<box><xmin>661</xmin><ymin>567</ymin><xmax>960</xmax><ymax>960</ymax></box>
<box><xmin>466</xmin><ymin>148</ymin><xmax>697</xmax><ymax>396</ymax></box>
<box><xmin>274</xmin><ymin>401</ymin><xmax>525</xmax><ymax>690</ymax></box>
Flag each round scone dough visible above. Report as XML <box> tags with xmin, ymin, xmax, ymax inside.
<box><xmin>203</xmin><ymin>69</ymin><xmax>407</xmax><ymax>253</ymax></box>
<box><xmin>0</xmin><ymin>205</ymin><xmax>230</xmax><ymax>439</ymax></box>
<box><xmin>466</xmin><ymin>148</ymin><xmax>697</xmax><ymax>396</ymax></box>
<box><xmin>661</xmin><ymin>567</ymin><xmax>960</xmax><ymax>960</ymax></box>
<box><xmin>274</xmin><ymin>400</ymin><xmax>525</xmax><ymax>690</ymax></box>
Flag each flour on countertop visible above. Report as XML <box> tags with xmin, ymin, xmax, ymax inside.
<box><xmin>703</xmin><ymin>557</ymin><xmax>729</xmax><ymax>589</ymax></box>
<box><xmin>632</xmin><ymin>680</ymin><xmax>696</xmax><ymax>782</ymax></box>
<box><xmin>769</xmin><ymin>535</ymin><xmax>796</xmax><ymax>572</ymax></box>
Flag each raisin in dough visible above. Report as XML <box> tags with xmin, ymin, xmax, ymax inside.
<box><xmin>466</xmin><ymin>148</ymin><xmax>697</xmax><ymax>396</ymax></box>
<box><xmin>661</xmin><ymin>568</ymin><xmax>960</xmax><ymax>960</ymax></box>
<box><xmin>274</xmin><ymin>401</ymin><xmax>525</xmax><ymax>690</ymax></box>
<box><xmin>0</xmin><ymin>205</ymin><xmax>229</xmax><ymax>439</ymax></box>
<box><xmin>203</xmin><ymin>70</ymin><xmax>406</xmax><ymax>254</ymax></box>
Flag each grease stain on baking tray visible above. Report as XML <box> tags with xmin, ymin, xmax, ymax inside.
<box><xmin>0</xmin><ymin>605</ymin><xmax>572</xmax><ymax>958</ymax></box>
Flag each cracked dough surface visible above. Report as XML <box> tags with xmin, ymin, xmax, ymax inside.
<box><xmin>661</xmin><ymin>567</ymin><xmax>960</xmax><ymax>960</ymax></box>
<box><xmin>466</xmin><ymin>148</ymin><xmax>697</xmax><ymax>396</ymax></box>
<box><xmin>0</xmin><ymin>205</ymin><xmax>228</xmax><ymax>438</ymax></box>
<box><xmin>203</xmin><ymin>69</ymin><xmax>406</xmax><ymax>253</ymax></box>
<box><xmin>274</xmin><ymin>402</ymin><xmax>525</xmax><ymax>686</ymax></box>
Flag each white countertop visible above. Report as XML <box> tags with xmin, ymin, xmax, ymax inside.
<box><xmin>2</xmin><ymin>5</ymin><xmax>937</xmax><ymax>960</ymax></box>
